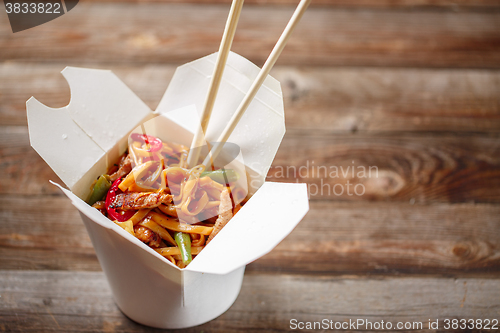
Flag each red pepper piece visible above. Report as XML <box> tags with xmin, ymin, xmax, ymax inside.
<box><xmin>130</xmin><ymin>133</ymin><xmax>163</xmax><ymax>152</ymax></box>
<box><xmin>105</xmin><ymin>178</ymin><xmax>136</xmax><ymax>222</ymax></box>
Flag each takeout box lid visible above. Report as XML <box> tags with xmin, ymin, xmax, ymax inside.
<box><xmin>26</xmin><ymin>52</ymin><xmax>309</xmax><ymax>275</ymax></box>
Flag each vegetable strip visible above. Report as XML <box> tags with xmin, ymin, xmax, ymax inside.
<box><xmin>174</xmin><ymin>232</ymin><xmax>192</xmax><ymax>265</ymax></box>
<box><xmin>86</xmin><ymin>175</ymin><xmax>112</xmax><ymax>206</ymax></box>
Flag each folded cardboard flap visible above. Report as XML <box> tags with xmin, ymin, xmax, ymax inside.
<box><xmin>158</xmin><ymin>52</ymin><xmax>285</xmax><ymax>180</ymax></box>
<box><xmin>62</xmin><ymin>67</ymin><xmax>152</xmax><ymax>153</ymax></box>
<box><xmin>27</xmin><ymin>97</ymin><xmax>106</xmax><ymax>191</ymax></box>
<box><xmin>186</xmin><ymin>182</ymin><xmax>309</xmax><ymax>275</ymax></box>
<box><xmin>27</xmin><ymin>67</ymin><xmax>153</xmax><ymax>197</ymax></box>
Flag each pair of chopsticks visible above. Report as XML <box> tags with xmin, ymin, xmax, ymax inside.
<box><xmin>187</xmin><ymin>0</ymin><xmax>311</xmax><ymax>168</ymax></box>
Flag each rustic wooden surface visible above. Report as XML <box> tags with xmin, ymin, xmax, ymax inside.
<box><xmin>81</xmin><ymin>0</ymin><xmax>500</xmax><ymax>8</ymax></box>
<box><xmin>1</xmin><ymin>3</ymin><xmax>500</xmax><ymax>68</ymax></box>
<box><xmin>1</xmin><ymin>0</ymin><xmax>499</xmax><ymax>332</ymax></box>
<box><xmin>1</xmin><ymin>196</ymin><xmax>500</xmax><ymax>276</ymax></box>
<box><xmin>1</xmin><ymin>271</ymin><xmax>498</xmax><ymax>332</ymax></box>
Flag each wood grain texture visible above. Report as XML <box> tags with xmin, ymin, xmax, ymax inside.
<box><xmin>82</xmin><ymin>0</ymin><xmax>500</xmax><ymax>8</ymax></box>
<box><xmin>1</xmin><ymin>3</ymin><xmax>500</xmax><ymax>68</ymax></box>
<box><xmin>0</xmin><ymin>270</ymin><xmax>499</xmax><ymax>332</ymax></box>
<box><xmin>273</xmin><ymin>67</ymin><xmax>500</xmax><ymax>133</ymax></box>
<box><xmin>2</xmin><ymin>63</ymin><xmax>500</xmax><ymax>132</ymax></box>
<box><xmin>1</xmin><ymin>0</ymin><xmax>500</xmax><ymax>331</ymax></box>
<box><xmin>272</xmin><ymin>132</ymin><xmax>500</xmax><ymax>203</ymax></box>
<box><xmin>0</xmin><ymin>127</ymin><xmax>63</xmax><ymax>196</ymax></box>
<box><xmin>253</xmin><ymin>201</ymin><xmax>500</xmax><ymax>276</ymax></box>
<box><xmin>0</xmin><ymin>195</ymin><xmax>98</xmax><ymax>271</ymax></box>
<box><xmin>2</xmin><ymin>125</ymin><xmax>499</xmax><ymax>202</ymax></box>
<box><xmin>1</xmin><ymin>195</ymin><xmax>499</xmax><ymax>276</ymax></box>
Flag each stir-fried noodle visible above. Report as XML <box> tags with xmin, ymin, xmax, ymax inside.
<box><xmin>86</xmin><ymin>133</ymin><xmax>247</xmax><ymax>268</ymax></box>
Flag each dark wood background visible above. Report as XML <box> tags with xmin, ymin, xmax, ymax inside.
<box><xmin>1</xmin><ymin>0</ymin><xmax>499</xmax><ymax>332</ymax></box>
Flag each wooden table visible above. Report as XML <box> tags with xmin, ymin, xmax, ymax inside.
<box><xmin>1</xmin><ymin>1</ymin><xmax>499</xmax><ymax>332</ymax></box>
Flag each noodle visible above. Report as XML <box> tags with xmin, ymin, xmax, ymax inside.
<box><xmin>148</xmin><ymin>211</ymin><xmax>213</xmax><ymax>235</ymax></box>
<box><xmin>138</xmin><ymin>219</ymin><xmax>176</xmax><ymax>246</ymax></box>
<box><xmin>129</xmin><ymin>209</ymin><xmax>152</xmax><ymax>226</ymax></box>
<box><xmin>157</xmin><ymin>204</ymin><xmax>178</xmax><ymax>217</ymax></box>
<box><xmin>155</xmin><ymin>246</ymin><xmax>204</xmax><ymax>256</ymax></box>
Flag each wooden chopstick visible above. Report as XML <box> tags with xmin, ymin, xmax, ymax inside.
<box><xmin>202</xmin><ymin>0</ymin><xmax>311</xmax><ymax>167</ymax></box>
<box><xmin>187</xmin><ymin>0</ymin><xmax>245</xmax><ymax>168</ymax></box>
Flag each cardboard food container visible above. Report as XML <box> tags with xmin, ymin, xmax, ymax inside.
<box><xmin>26</xmin><ymin>52</ymin><xmax>309</xmax><ymax>329</ymax></box>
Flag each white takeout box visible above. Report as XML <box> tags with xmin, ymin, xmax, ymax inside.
<box><xmin>27</xmin><ymin>52</ymin><xmax>309</xmax><ymax>329</ymax></box>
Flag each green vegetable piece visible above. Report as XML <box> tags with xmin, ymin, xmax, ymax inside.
<box><xmin>200</xmin><ymin>169</ymin><xmax>239</xmax><ymax>184</ymax></box>
<box><xmin>86</xmin><ymin>175</ymin><xmax>112</xmax><ymax>206</ymax></box>
<box><xmin>174</xmin><ymin>232</ymin><xmax>192</xmax><ymax>265</ymax></box>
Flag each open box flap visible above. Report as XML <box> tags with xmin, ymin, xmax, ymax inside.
<box><xmin>186</xmin><ymin>182</ymin><xmax>309</xmax><ymax>275</ymax></box>
<box><xmin>62</xmin><ymin>67</ymin><xmax>152</xmax><ymax>152</ymax></box>
<box><xmin>27</xmin><ymin>98</ymin><xmax>105</xmax><ymax>190</ymax></box>
<box><xmin>27</xmin><ymin>67</ymin><xmax>152</xmax><ymax>191</ymax></box>
<box><xmin>157</xmin><ymin>52</ymin><xmax>285</xmax><ymax>179</ymax></box>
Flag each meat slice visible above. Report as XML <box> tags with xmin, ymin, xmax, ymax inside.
<box><xmin>110</xmin><ymin>191</ymin><xmax>173</xmax><ymax>210</ymax></box>
<box><xmin>109</xmin><ymin>153</ymin><xmax>133</xmax><ymax>181</ymax></box>
<box><xmin>207</xmin><ymin>189</ymin><xmax>233</xmax><ymax>244</ymax></box>
<box><xmin>134</xmin><ymin>225</ymin><xmax>162</xmax><ymax>247</ymax></box>
<box><xmin>91</xmin><ymin>200</ymin><xmax>106</xmax><ymax>216</ymax></box>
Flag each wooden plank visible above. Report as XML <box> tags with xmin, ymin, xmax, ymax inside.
<box><xmin>2</xmin><ymin>63</ymin><xmax>500</xmax><ymax>132</ymax></box>
<box><xmin>0</xmin><ymin>270</ymin><xmax>498</xmax><ymax>332</ymax></box>
<box><xmin>273</xmin><ymin>67</ymin><xmax>500</xmax><ymax>133</ymax></box>
<box><xmin>1</xmin><ymin>195</ymin><xmax>499</xmax><ymax>276</ymax></box>
<box><xmin>0</xmin><ymin>195</ymin><xmax>99</xmax><ymax>271</ymax></box>
<box><xmin>3</xmin><ymin>125</ymin><xmax>499</xmax><ymax>203</ymax></box>
<box><xmin>82</xmin><ymin>0</ymin><xmax>500</xmax><ymax>9</ymax></box>
<box><xmin>0</xmin><ymin>126</ymin><xmax>63</xmax><ymax>196</ymax></box>
<box><xmin>271</xmin><ymin>131</ymin><xmax>500</xmax><ymax>203</ymax></box>
<box><xmin>1</xmin><ymin>4</ymin><xmax>499</xmax><ymax>68</ymax></box>
<box><xmin>252</xmin><ymin>201</ymin><xmax>500</xmax><ymax>276</ymax></box>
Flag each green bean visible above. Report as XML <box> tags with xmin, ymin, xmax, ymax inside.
<box><xmin>174</xmin><ymin>232</ymin><xmax>192</xmax><ymax>265</ymax></box>
<box><xmin>200</xmin><ymin>169</ymin><xmax>239</xmax><ymax>184</ymax></box>
<box><xmin>86</xmin><ymin>175</ymin><xmax>112</xmax><ymax>206</ymax></box>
